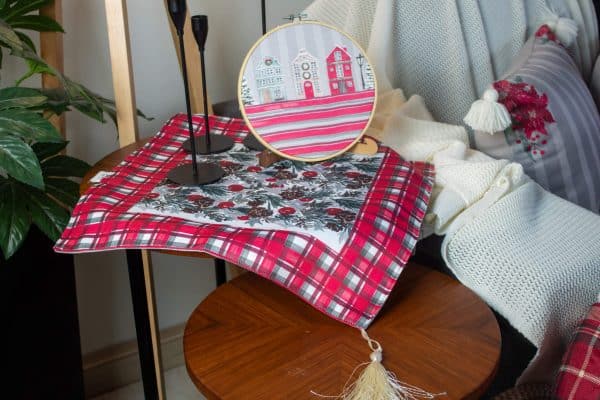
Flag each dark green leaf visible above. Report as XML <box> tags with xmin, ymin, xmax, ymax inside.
<box><xmin>10</xmin><ymin>15</ymin><xmax>64</xmax><ymax>32</ymax></box>
<box><xmin>0</xmin><ymin>86</ymin><xmax>46</xmax><ymax>109</ymax></box>
<box><xmin>15</xmin><ymin>30</ymin><xmax>35</xmax><ymax>52</ymax></box>
<box><xmin>0</xmin><ymin>134</ymin><xmax>44</xmax><ymax>188</ymax></box>
<box><xmin>41</xmin><ymin>154</ymin><xmax>90</xmax><ymax>178</ymax></box>
<box><xmin>45</xmin><ymin>177</ymin><xmax>79</xmax><ymax>208</ymax></box>
<box><xmin>32</xmin><ymin>140</ymin><xmax>67</xmax><ymax>160</ymax></box>
<box><xmin>0</xmin><ymin>179</ymin><xmax>31</xmax><ymax>259</ymax></box>
<box><xmin>0</xmin><ymin>1</ymin><xmax>6</xmax><ymax>12</ymax></box>
<box><xmin>3</xmin><ymin>0</ymin><xmax>53</xmax><ymax>21</ymax></box>
<box><xmin>25</xmin><ymin>186</ymin><xmax>69</xmax><ymax>242</ymax></box>
<box><xmin>0</xmin><ymin>108</ymin><xmax>62</xmax><ymax>142</ymax></box>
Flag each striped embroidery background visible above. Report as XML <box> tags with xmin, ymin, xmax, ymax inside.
<box><xmin>246</xmin><ymin>89</ymin><xmax>375</xmax><ymax>160</ymax></box>
<box><xmin>482</xmin><ymin>34</ymin><xmax>600</xmax><ymax>212</ymax></box>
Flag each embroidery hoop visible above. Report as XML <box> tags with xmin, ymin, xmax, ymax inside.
<box><xmin>238</xmin><ymin>20</ymin><xmax>378</xmax><ymax>162</ymax></box>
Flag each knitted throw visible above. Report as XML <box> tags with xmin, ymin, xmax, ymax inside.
<box><xmin>442</xmin><ymin>181</ymin><xmax>600</xmax><ymax>382</ymax></box>
<box><xmin>305</xmin><ymin>0</ymin><xmax>599</xmax><ymax>124</ymax></box>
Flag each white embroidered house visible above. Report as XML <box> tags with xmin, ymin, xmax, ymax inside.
<box><xmin>292</xmin><ymin>49</ymin><xmax>321</xmax><ymax>99</ymax></box>
<box><xmin>255</xmin><ymin>56</ymin><xmax>286</xmax><ymax>104</ymax></box>
<box><xmin>327</xmin><ymin>46</ymin><xmax>355</xmax><ymax>95</ymax></box>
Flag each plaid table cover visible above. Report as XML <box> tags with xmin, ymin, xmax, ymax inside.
<box><xmin>555</xmin><ymin>301</ymin><xmax>600</xmax><ymax>400</ymax></box>
<box><xmin>54</xmin><ymin>114</ymin><xmax>434</xmax><ymax>329</ymax></box>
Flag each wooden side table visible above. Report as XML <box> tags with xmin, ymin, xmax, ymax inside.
<box><xmin>184</xmin><ymin>263</ymin><xmax>501</xmax><ymax>399</ymax></box>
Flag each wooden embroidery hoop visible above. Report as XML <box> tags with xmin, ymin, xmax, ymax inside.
<box><xmin>238</xmin><ymin>20</ymin><xmax>378</xmax><ymax>163</ymax></box>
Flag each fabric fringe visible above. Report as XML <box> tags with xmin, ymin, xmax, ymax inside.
<box><xmin>463</xmin><ymin>88</ymin><xmax>511</xmax><ymax>134</ymax></box>
<box><xmin>311</xmin><ymin>329</ymin><xmax>445</xmax><ymax>400</ymax></box>
<box><xmin>540</xmin><ymin>6</ymin><xmax>578</xmax><ymax>46</ymax></box>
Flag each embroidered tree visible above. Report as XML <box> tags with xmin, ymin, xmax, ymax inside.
<box><xmin>240</xmin><ymin>76</ymin><xmax>254</xmax><ymax>105</ymax></box>
<box><xmin>363</xmin><ymin>62</ymin><xmax>375</xmax><ymax>90</ymax></box>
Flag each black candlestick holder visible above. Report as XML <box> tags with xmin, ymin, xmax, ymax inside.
<box><xmin>166</xmin><ymin>0</ymin><xmax>225</xmax><ymax>185</ymax></box>
<box><xmin>181</xmin><ymin>15</ymin><xmax>234</xmax><ymax>155</ymax></box>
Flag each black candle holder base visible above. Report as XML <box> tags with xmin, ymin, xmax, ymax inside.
<box><xmin>167</xmin><ymin>163</ymin><xmax>225</xmax><ymax>186</ymax></box>
<box><xmin>242</xmin><ymin>134</ymin><xmax>266</xmax><ymax>151</ymax></box>
<box><xmin>182</xmin><ymin>134</ymin><xmax>234</xmax><ymax>154</ymax></box>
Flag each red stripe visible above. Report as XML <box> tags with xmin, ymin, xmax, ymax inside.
<box><xmin>281</xmin><ymin>139</ymin><xmax>355</xmax><ymax>156</ymax></box>
<box><xmin>248</xmin><ymin>102</ymin><xmax>374</xmax><ymax>128</ymax></box>
<box><xmin>262</xmin><ymin>121</ymin><xmax>366</xmax><ymax>143</ymax></box>
<box><xmin>245</xmin><ymin>90</ymin><xmax>375</xmax><ymax>113</ymax></box>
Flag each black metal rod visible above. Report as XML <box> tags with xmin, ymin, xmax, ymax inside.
<box><xmin>261</xmin><ymin>0</ymin><xmax>267</xmax><ymax>35</ymax></box>
<box><xmin>200</xmin><ymin>49</ymin><xmax>211</xmax><ymax>150</ymax></box>
<box><xmin>214</xmin><ymin>258</ymin><xmax>227</xmax><ymax>286</ymax></box>
<box><xmin>126</xmin><ymin>250</ymin><xmax>159</xmax><ymax>400</ymax></box>
<box><xmin>178</xmin><ymin>33</ymin><xmax>199</xmax><ymax>176</ymax></box>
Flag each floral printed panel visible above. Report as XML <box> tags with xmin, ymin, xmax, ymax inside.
<box><xmin>494</xmin><ymin>77</ymin><xmax>556</xmax><ymax>160</ymax></box>
<box><xmin>130</xmin><ymin>144</ymin><xmax>384</xmax><ymax>251</ymax></box>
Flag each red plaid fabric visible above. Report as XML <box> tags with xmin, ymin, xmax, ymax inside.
<box><xmin>54</xmin><ymin>114</ymin><xmax>434</xmax><ymax>328</ymax></box>
<box><xmin>555</xmin><ymin>302</ymin><xmax>600</xmax><ymax>400</ymax></box>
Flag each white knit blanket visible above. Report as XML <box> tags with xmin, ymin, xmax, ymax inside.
<box><xmin>305</xmin><ymin>0</ymin><xmax>600</xmax><ymax>124</ymax></box>
<box><xmin>366</xmin><ymin>89</ymin><xmax>600</xmax><ymax>382</ymax></box>
<box><xmin>441</xmin><ymin>177</ymin><xmax>600</xmax><ymax>383</ymax></box>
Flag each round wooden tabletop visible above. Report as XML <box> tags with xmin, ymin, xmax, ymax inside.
<box><xmin>184</xmin><ymin>262</ymin><xmax>501</xmax><ymax>399</ymax></box>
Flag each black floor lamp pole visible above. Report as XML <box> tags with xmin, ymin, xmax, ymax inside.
<box><xmin>261</xmin><ymin>0</ymin><xmax>266</xmax><ymax>35</ymax></box>
<box><xmin>241</xmin><ymin>0</ymin><xmax>268</xmax><ymax>152</ymax></box>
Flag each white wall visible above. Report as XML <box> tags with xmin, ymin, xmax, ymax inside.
<box><xmin>54</xmin><ymin>0</ymin><xmax>313</xmax><ymax>355</ymax></box>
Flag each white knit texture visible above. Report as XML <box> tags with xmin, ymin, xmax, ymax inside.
<box><xmin>305</xmin><ymin>0</ymin><xmax>599</xmax><ymax>124</ymax></box>
<box><xmin>442</xmin><ymin>182</ymin><xmax>600</xmax><ymax>381</ymax></box>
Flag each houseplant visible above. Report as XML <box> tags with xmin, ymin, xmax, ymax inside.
<box><xmin>0</xmin><ymin>0</ymin><xmax>134</xmax><ymax>260</ymax></box>
<box><xmin>0</xmin><ymin>1</ymin><xmax>147</xmax><ymax>396</ymax></box>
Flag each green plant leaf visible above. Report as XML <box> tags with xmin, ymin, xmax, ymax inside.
<box><xmin>24</xmin><ymin>185</ymin><xmax>69</xmax><ymax>242</ymax></box>
<box><xmin>45</xmin><ymin>177</ymin><xmax>79</xmax><ymax>208</ymax></box>
<box><xmin>0</xmin><ymin>18</ymin><xmax>24</xmax><ymax>51</ymax></box>
<box><xmin>16</xmin><ymin>58</ymin><xmax>54</xmax><ymax>85</ymax></box>
<box><xmin>10</xmin><ymin>15</ymin><xmax>64</xmax><ymax>32</ymax></box>
<box><xmin>0</xmin><ymin>134</ymin><xmax>44</xmax><ymax>189</ymax></box>
<box><xmin>0</xmin><ymin>86</ymin><xmax>46</xmax><ymax>109</ymax></box>
<box><xmin>15</xmin><ymin>30</ymin><xmax>35</xmax><ymax>52</ymax></box>
<box><xmin>0</xmin><ymin>108</ymin><xmax>62</xmax><ymax>142</ymax></box>
<box><xmin>32</xmin><ymin>140</ymin><xmax>67</xmax><ymax>160</ymax></box>
<box><xmin>0</xmin><ymin>178</ymin><xmax>31</xmax><ymax>259</ymax></box>
<box><xmin>2</xmin><ymin>0</ymin><xmax>53</xmax><ymax>21</ymax></box>
<box><xmin>41</xmin><ymin>154</ymin><xmax>90</xmax><ymax>178</ymax></box>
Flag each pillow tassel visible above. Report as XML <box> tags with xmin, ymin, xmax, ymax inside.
<box><xmin>311</xmin><ymin>329</ymin><xmax>445</xmax><ymax>400</ymax></box>
<box><xmin>463</xmin><ymin>88</ymin><xmax>511</xmax><ymax>135</ymax></box>
<box><xmin>541</xmin><ymin>8</ymin><xmax>578</xmax><ymax>46</ymax></box>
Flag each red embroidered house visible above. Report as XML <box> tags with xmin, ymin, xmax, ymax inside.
<box><xmin>327</xmin><ymin>46</ymin><xmax>355</xmax><ymax>95</ymax></box>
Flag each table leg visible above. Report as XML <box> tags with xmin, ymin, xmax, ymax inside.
<box><xmin>126</xmin><ymin>249</ymin><xmax>165</xmax><ymax>399</ymax></box>
<box><xmin>214</xmin><ymin>258</ymin><xmax>227</xmax><ymax>286</ymax></box>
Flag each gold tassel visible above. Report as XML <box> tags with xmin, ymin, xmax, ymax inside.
<box><xmin>312</xmin><ymin>329</ymin><xmax>445</xmax><ymax>400</ymax></box>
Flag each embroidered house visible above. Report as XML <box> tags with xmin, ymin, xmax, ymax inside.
<box><xmin>327</xmin><ymin>46</ymin><xmax>355</xmax><ymax>95</ymax></box>
<box><xmin>292</xmin><ymin>49</ymin><xmax>321</xmax><ymax>99</ymax></box>
<box><xmin>255</xmin><ymin>56</ymin><xmax>286</xmax><ymax>104</ymax></box>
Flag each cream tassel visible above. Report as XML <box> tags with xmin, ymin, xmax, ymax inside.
<box><xmin>541</xmin><ymin>7</ymin><xmax>578</xmax><ymax>46</ymax></box>
<box><xmin>311</xmin><ymin>329</ymin><xmax>445</xmax><ymax>400</ymax></box>
<box><xmin>463</xmin><ymin>88</ymin><xmax>511</xmax><ymax>135</ymax></box>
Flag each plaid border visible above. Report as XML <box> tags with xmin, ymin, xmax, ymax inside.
<box><xmin>555</xmin><ymin>302</ymin><xmax>600</xmax><ymax>400</ymax></box>
<box><xmin>55</xmin><ymin>114</ymin><xmax>434</xmax><ymax>328</ymax></box>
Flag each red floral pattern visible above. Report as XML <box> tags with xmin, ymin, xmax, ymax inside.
<box><xmin>132</xmin><ymin>146</ymin><xmax>385</xmax><ymax>247</ymax></box>
<box><xmin>535</xmin><ymin>24</ymin><xmax>560</xmax><ymax>44</ymax></box>
<box><xmin>493</xmin><ymin>77</ymin><xmax>555</xmax><ymax>160</ymax></box>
